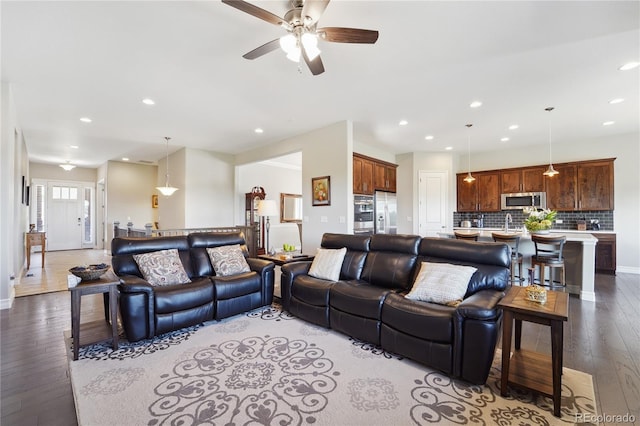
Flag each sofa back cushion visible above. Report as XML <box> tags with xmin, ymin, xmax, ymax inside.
<box><xmin>417</xmin><ymin>237</ymin><xmax>510</xmax><ymax>296</ymax></box>
<box><xmin>188</xmin><ymin>232</ymin><xmax>248</xmax><ymax>277</ymax></box>
<box><xmin>321</xmin><ymin>233</ymin><xmax>371</xmax><ymax>281</ymax></box>
<box><xmin>360</xmin><ymin>234</ymin><xmax>421</xmax><ymax>290</ymax></box>
<box><xmin>111</xmin><ymin>235</ymin><xmax>193</xmax><ymax>278</ymax></box>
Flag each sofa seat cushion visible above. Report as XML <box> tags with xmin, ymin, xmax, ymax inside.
<box><xmin>154</xmin><ymin>278</ymin><xmax>213</xmax><ymax>314</ymax></box>
<box><xmin>291</xmin><ymin>275</ymin><xmax>335</xmax><ymax>307</ymax></box>
<box><xmin>330</xmin><ymin>281</ymin><xmax>391</xmax><ymax>319</ymax></box>
<box><xmin>211</xmin><ymin>272</ymin><xmax>262</xmax><ymax>300</ymax></box>
<box><xmin>382</xmin><ymin>293</ymin><xmax>455</xmax><ymax>343</ymax></box>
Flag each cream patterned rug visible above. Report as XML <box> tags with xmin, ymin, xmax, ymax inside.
<box><xmin>67</xmin><ymin>305</ymin><xmax>597</xmax><ymax>426</ymax></box>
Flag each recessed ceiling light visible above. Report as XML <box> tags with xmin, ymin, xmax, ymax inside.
<box><xmin>609</xmin><ymin>98</ymin><xmax>624</xmax><ymax>104</ymax></box>
<box><xmin>500</xmin><ymin>137</ymin><xmax>510</xmax><ymax>142</ymax></box>
<box><xmin>122</xmin><ymin>157</ymin><xmax>129</xmax><ymax>161</ymax></box>
<box><xmin>508</xmin><ymin>124</ymin><xmax>519</xmax><ymax>130</ymax></box>
<box><xmin>70</xmin><ymin>145</ymin><xmax>79</xmax><ymax>149</ymax></box>
<box><xmin>79</xmin><ymin>117</ymin><xmax>92</xmax><ymax>123</ymax></box>
<box><xmin>399</xmin><ymin>120</ymin><xmax>408</xmax><ymax>126</ymax></box>
<box><xmin>618</xmin><ymin>62</ymin><xmax>639</xmax><ymax>71</ymax></box>
<box><xmin>142</xmin><ymin>98</ymin><xmax>155</xmax><ymax>105</ymax></box>
<box><xmin>445</xmin><ymin>146</ymin><xmax>453</xmax><ymax>151</ymax></box>
<box><xmin>602</xmin><ymin>121</ymin><xmax>615</xmax><ymax>126</ymax></box>
<box><xmin>469</xmin><ymin>101</ymin><xmax>482</xmax><ymax>108</ymax></box>
<box><xmin>254</xmin><ymin>128</ymin><xmax>264</xmax><ymax>134</ymax></box>
<box><xmin>424</xmin><ymin>135</ymin><xmax>434</xmax><ymax>140</ymax></box>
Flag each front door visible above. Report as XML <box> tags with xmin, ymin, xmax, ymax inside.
<box><xmin>418</xmin><ymin>171</ymin><xmax>448</xmax><ymax>237</ymax></box>
<box><xmin>47</xmin><ymin>183</ymin><xmax>83</xmax><ymax>250</ymax></box>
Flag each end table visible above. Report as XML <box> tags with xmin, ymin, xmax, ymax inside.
<box><xmin>498</xmin><ymin>286</ymin><xmax>569</xmax><ymax>417</ymax></box>
<box><xmin>68</xmin><ymin>271</ymin><xmax>120</xmax><ymax>360</ymax></box>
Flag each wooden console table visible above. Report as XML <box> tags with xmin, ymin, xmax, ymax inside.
<box><xmin>25</xmin><ymin>232</ymin><xmax>46</xmax><ymax>269</ymax></box>
<box><xmin>498</xmin><ymin>286</ymin><xmax>569</xmax><ymax>417</ymax></box>
<box><xmin>68</xmin><ymin>272</ymin><xmax>120</xmax><ymax>361</ymax></box>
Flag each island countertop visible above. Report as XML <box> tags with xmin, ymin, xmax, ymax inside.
<box><xmin>443</xmin><ymin>228</ymin><xmax>600</xmax><ymax>243</ymax></box>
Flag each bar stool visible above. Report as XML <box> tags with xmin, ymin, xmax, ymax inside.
<box><xmin>492</xmin><ymin>233</ymin><xmax>525</xmax><ymax>286</ymax></box>
<box><xmin>454</xmin><ymin>231</ymin><xmax>479</xmax><ymax>241</ymax></box>
<box><xmin>531</xmin><ymin>234</ymin><xmax>566</xmax><ymax>287</ymax></box>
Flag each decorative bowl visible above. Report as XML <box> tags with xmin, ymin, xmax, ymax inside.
<box><xmin>525</xmin><ymin>285</ymin><xmax>547</xmax><ymax>303</ymax></box>
<box><xmin>69</xmin><ymin>263</ymin><xmax>110</xmax><ymax>281</ymax></box>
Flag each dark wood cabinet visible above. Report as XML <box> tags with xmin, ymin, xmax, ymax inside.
<box><xmin>578</xmin><ymin>160</ymin><xmax>614</xmax><ymax>210</ymax></box>
<box><xmin>594</xmin><ymin>233</ymin><xmax>616</xmax><ymax>274</ymax></box>
<box><xmin>353</xmin><ymin>154</ymin><xmax>374</xmax><ymax>195</ymax></box>
<box><xmin>456</xmin><ymin>171</ymin><xmax>501</xmax><ymax>212</ymax></box>
<box><xmin>245</xmin><ymin>191</ymin><xmax>265</xmax><ymax>255</ymax></box>
<box><xmin>545</xmin><ymin>164</ymin><xmax>578</xmax><ymax>211</ymax></box>
<box><xmin>501</xmin><ymin>167</ymin><xmax>546</xmax><ymax>193</ymax></box>
<box><xmin>354</xmin><ymin>153</ymin><xmax>397</xmax><ymax>193</ymax></box>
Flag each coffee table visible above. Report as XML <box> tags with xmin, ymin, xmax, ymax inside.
<box><xmin>498</xmin><ymin>286</ymin><xmax>569</xmax><ymax>417</ymax></box>
<box><xmin>68</xmin><ymin>271</ymin><xmax>120</xmax><ymax>360</ymax></box>
<box><xmin>258</xmin><ymin>253</ymin><xmax>314</xmax><ymax>266</ymax></box>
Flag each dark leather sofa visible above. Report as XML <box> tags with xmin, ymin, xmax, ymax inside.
<box><xmin>111</xmin><ymin>232</ymin><xmax>275</xmax><ymax>342</ymax></box>
<box><xmin>281</xmin><ymin>233</ymin><xmax>510</xmax><ymax>384</ymax></box>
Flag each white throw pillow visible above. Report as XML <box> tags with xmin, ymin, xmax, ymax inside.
<box><xmin>308</xmin><ymin>247</ymin><xmax>347</xmax><ymax>282</ymax></box>
<box><xmin>133</xmin><ymin>249</ymin><xmax>192</xmax><ymax>286</ymax></box>
<box><xmin>207</xmin><ymin>244</ymin><xmax>251</xmax><ymax>277</ymax></box>
<box><xmin>405</xmin><ymin>262</ymin><xmax>477</xmax><ymax>305</ymax></box>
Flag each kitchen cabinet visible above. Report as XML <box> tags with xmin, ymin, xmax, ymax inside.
<box><xmin>594</xmin><ymin>233</ymin><xmax>616</xmax><ymax>274</ymax></box>
<box><xmin>374</xmin><ymin>162</ymin><xmax>397</xmax><ymax>192</ymax></box>
<box><xmin>353</xmin><ymin>154</ymin><xmax>374</xmax><ymax>195</ymax></box>
<box><xmin>545</xmin><ymin>164</ymin><xmax>578</xmax><ymax>211</ymax></box>
<box><xmin>456</xmin><ymin>171</ymin><xmax>501</xmax><ymax>212</ymax></box>
<box><xmin>577</xmin><ymin>160</ymin><xmax>614</xmax><ymax>210</ymax></box>
<box><xmin>501</xmin><ymin>166</ymin><xmax>546</xmax><ymax>193</ymax></box>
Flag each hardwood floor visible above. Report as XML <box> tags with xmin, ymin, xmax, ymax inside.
<box><xmin>1</xmin><ymin>250</ymin><xmax>639</xmax><ymax>425</ymax></box>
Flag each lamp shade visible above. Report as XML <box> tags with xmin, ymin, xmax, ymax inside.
<box><xmin>257</xmin><ymin>199</ymin><xmax>278</xmax><ymax>217</ymax></box>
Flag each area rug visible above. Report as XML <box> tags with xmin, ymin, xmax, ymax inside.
<box><xmin>67</xmin><ymin>305</ymin><xmax>597</xmax><ymax>426</ymax></box>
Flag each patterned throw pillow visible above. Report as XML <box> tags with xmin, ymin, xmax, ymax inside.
<box><xmin>206</xmin><ymin>245</ymin><xmax>251</xmax><ymax>277</ymax></box>
<box><xmin>133</xmin><ymin>249</ymin><xmax>191</xmax><ymax>286</ymax></box>
<box><xmin>308</xmin><ymin>247</ymin><xmax>347</xmax><ymax>282</ymax></box>
<box><xmin>405</xmin><ymin>262</ymin><xmax>477</xmax><ymax>306</ymax></box>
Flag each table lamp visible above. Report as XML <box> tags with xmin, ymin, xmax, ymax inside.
<box><xmin>257</xmin><ymin>199</ymin><xmax>278</xmax><ymax>254</ymax></box>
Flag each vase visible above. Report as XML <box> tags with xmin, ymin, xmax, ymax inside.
<box><xmin>531</xmin><ymin>229</ymin><xmax>551</xmax><ymax>235</ymax></box>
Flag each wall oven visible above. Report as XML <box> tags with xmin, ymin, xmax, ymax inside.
<box><xmin>501</xmin><ymin>192</ymin><xmax>547</xmax><ymax>210</ymax></box>
<box><xmin>354</xmin><ymin>195</ymin><xmax>374</xmax><ymax>235</ymax></box>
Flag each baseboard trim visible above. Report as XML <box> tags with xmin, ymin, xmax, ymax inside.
<box><xmin>1</xmin><ymin>287</ymin><xmax>15</xmax><ymax>310</ymax></box>
<box><xmin>616</xmin><ymin>266</ymin><xmax>640</xmax><ymax>274</ymax></box>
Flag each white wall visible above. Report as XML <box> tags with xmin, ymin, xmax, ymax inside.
<box><xmin>29</xmin><ymin>162</ymin><xmax>97</xmax><ymax>182</ymax></box>
<box><xmin>236</xmin><ymin>121</ymin><xmax>353</xmax><ymax>253</ymax></box>
<box><xmin>184</xmin><ymin>148</ymin><xmax>235</xmax><ymax>228</ymax></box>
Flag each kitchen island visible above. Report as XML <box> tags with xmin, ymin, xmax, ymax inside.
<box><xmin>439</xmin><ymin>228</ymin><xmax>598</xmax><ymax>302</ymax></box>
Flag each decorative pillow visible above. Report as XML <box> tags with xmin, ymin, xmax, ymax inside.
<box><xmin>133</xmin><ymin>249</ymin><xmax>191</xmax><ymax>286</ymax></box>
<box><xmin>308</xmin><ymin>247</ymin><xmax>347</xmax><ymax>282</ymax></box>
<box><xmin>206</xmin><ymin>244</ymin><xmax>251</xmax><ymax>277</ymax></box>
<box><xmin>405</xmin><ymin>262</ymin><xmax>477</xmax><ymax>305</ymax></box>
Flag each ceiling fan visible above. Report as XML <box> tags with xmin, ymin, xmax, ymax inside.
<box><xmin>222</xmin><ymin>0</ymin><xmax>379</xmax><ymax>75</ymax></box>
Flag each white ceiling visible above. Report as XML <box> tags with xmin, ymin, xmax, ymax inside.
<box><xmin>2</xmin><ymin>1</ymin><xmax>639</xmax><ymax>168</ymax></box>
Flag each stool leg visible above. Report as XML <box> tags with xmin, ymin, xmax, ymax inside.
<box><xmin>540</xmin><ymin>263</ymin><xmax>546</xmax><ymax>286</ymax></box>
<box><xmin>510</xmin><ymin>260</ymin><xmax>516</xmax><ymax>286</ymax></box>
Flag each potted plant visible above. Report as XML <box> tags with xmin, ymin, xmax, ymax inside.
<box><xmin>524</xmin><ymin>209</ymin><xmax>557</xmax><ymax>234</ymax></box>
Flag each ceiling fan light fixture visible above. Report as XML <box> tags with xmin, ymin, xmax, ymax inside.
<box><xmin>301</xmin><ymin>32</ymin><xmax>321</xmax><ymax>60</ymax></box>
<box><xmin>279</xmin><ymin>33</ymin><xmax>296</xmax><ymax>52</ymax></box>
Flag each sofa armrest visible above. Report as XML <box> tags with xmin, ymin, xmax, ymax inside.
<box><xmin>455</xmin><ymin>289</ymin><xmax>505</xmax><ymax>321</ymax></box>
<box><xmin>117</xmin><ymin>274</ymin><xmax>155</xmax><ymax>294</ymax></box>
<box><xmin>246</xmin><ymin>257</ymin><xmax>275</xmax><ymax>274</ymax></box>
<box><xmin>280</xmin><ymin>261</ymin><xmax>313</xmax><ymax>309</ymax></box>
<box><xmin>246</xmin><ymin>258</ymin><xmax>276</xmax><ymax>305</ymax></box>
<box><xmin>117</xmin><ymin>274</ymin><xmax>156</xmax><ymax>341</ymax></box>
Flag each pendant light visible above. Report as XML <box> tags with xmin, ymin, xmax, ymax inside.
<box><xmin>543</xmin><ymin>107</ymin><xmax>559</xmax><ymax>177</ymax></box>
<box><xmin>156</xmin><ymin>137</ymin><xmax>179</xmax><ymax>196</ymax></box>
<box><xmin>463</xmin><ymin>123</ymin><xmax>476</xmax><ymax>183</ymax></box>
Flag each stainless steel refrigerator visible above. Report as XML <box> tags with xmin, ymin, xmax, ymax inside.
<box><xmin>374</xmin><ymin>191</ymin><xmax>397</xmax><ymax>234</ymax></box>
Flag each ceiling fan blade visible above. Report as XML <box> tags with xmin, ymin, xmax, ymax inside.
<box><xmin>222</xmin><ymin>0</ymin><xmax>287</xmax><ymax>28</ymax></box>
<box><xmin>301</xmin><ymin>0</ymin><xmax>330</xmax><ymax>26</ymax></box>
<box><xmin>302</xmin><ymin>47</ymin><xmax>325</xmax><ymax>75</ymax></box>
<box><xmin>242</xmin><ymin>39</ymin><xmax>281</xmax><ymax>60</ymax></box>
<box><xmin>317</xmin><ymin>27</ymin><xmax>379</xmax><ymax>44</ymax></box>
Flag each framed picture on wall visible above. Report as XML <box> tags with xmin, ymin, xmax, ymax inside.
<box><xmin>152</xmin><ymin>194</ymin><xmax>159</xmax><ymax>208</ymax></box>
<box><xmin>311</xmin><ymin>176</ymin><xmax>331</xmax><ymax>206</ymax></box>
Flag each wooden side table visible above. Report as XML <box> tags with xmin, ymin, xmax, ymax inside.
<box><xmin>258</xmin><ymin>253</ymin><xmax>314</xmax><ymax>267</ymax></box>
<box><xmin>498</xmin><ymin>286</ymin><xmax>569</xmax><ymax>417</ymax></box>
<box><xmin>68</xmin><ymin>272</ymin><xmax>120</xmax><ymax>361</ymax></box>
<box><xmin>25</xmin><ymin>232</ymin><xmax>46</xmax><ymax>269</ymax></box>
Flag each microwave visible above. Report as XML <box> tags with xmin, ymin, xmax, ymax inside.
<box><xmin>501</xmin><ymin>192</ymin><xmax>547</xmax><ymax>210</ymax></box>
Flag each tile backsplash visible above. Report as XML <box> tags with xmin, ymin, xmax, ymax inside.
<box><xmin>453</xmin><ymin>210</ymin><xmax>613</xmax><ymax>231</ymax></box>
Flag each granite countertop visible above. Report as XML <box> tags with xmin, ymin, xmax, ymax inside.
<box><xmin>444</xmin><ymin>227</ymin><xmax>600</xmax><ymax>242</ymax></box>
<box><xmin>453</xmin><ymin>227</ymin><xmax>614</xmax><ymax>234</ymax></box>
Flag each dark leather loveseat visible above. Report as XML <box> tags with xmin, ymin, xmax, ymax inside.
<box><xmin>111</xmin><ymin>232</ymin><xmax>275</xmax><ymax>342</ymax></box>
<box><xmin>281</xmin><ymin>233</ymin><xmax>510</xmax><ymax>384</ymax></box>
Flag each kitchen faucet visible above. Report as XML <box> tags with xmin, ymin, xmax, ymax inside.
<box><xmin>504</xmin><ymin>213</ymin><xmax>512</xmax><ymax>232</ymax></box>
